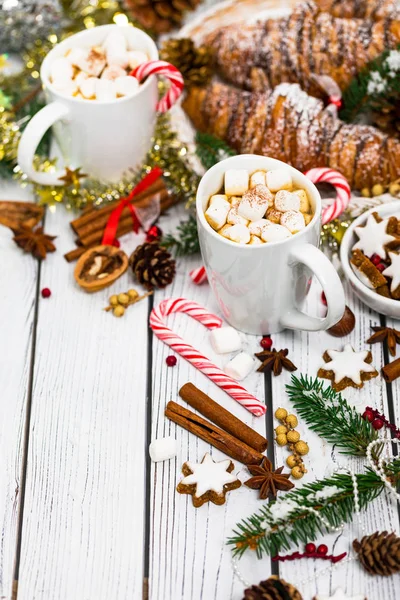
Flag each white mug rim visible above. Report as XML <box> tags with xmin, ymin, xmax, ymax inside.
<box><xmin>196</xmin><ymin>154</ymin><xmax>321</xmax><ymax>250</ymax></box>
<box><xmin>40</xmin><ymin>24</ymin><xmax>159</xmax><ymax>106</ymax></box>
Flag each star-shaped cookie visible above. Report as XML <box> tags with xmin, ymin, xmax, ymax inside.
<box><xmin>383</xmin><ymin>252</ymin><xmax>400</xmax><ymax>298</ymax></box>
<box><xmin>317</xmin><ymin>344</ymin><xmax>378</xmax><ymax>391</ymax></box>
<box><xmin>313</xmin><ymin>588</ymin><xmax>366</xmax><ymax>600</ymax></box>
<box><xmin>176</xmin><ymin>453</ymin><xmax>241</xmax><ymax>507</ymax></box>
<box><xmin>353</xmin><ymin>213</ymin><xmax>396</xmax><ymax>258</ymax></box>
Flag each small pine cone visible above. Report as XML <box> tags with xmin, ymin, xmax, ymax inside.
<box><xmin>243</xmin><ymin>576</ymin><xmax>303</xmax><ymax>600</ymax></box>
<box><xmin>353</xmin><ymin>531</ymin><xmax>400</xmax><ymax>576</ymax></box>
<box><xmin>160</xmin><ymin>38</ymin><xmax>213</xmax><ymax>87</ymax></box>
<box><xmin>129</xmin><ymin>242</ymin><xmax>176</xmax><ymax>290</ymax></box>
<box><xmin>123</xmin><ymin>0</ymin><xmax>201</xmax><ymax>33</ymax></box>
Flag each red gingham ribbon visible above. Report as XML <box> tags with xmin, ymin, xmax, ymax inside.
<box><xmin>131</xmin><ymin>60</ymin><xmax>184</xmax><ymax>113</ymax></box>
<box><xmin>304</xmin><ymin>168</ymin><xmax>351</xmax><ymax>224</ymax></box>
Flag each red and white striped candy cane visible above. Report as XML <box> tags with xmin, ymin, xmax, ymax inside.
<box><xmin>305</xmin><ymin>168</ymin><xmax>351</xmax><ymax>224</ymax></box>
<box><xmin>150</xmin><ymin>298</ymin><xmax>266</xmax><ymax>417</ymax></box>
<box><xmin>190</xmin><ymin>266</ymin><xmax>208</xmax><ymax>285</ymax></box>
<box><xmin>131</xmin><ymin>60</ymin><xmax>184</xmax><ymax>113</ymax></box>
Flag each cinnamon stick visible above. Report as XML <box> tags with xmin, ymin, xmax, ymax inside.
<box><xmin>179</xmin><ymin>383</ymin><xmax>268</xmax><ymax>452</ymax></box>
<box><xmin>0</xmin><ymin>201</ymin><xmax>44</xmax><ymax>230</ymax></box>
<box><xmin>64</xmin><ymin>245</ymin><xmax>92</xmax><ymax>262</ymax></box>
<box><xmin>382</xmin><ymin>358</ymin><xmax>400</xmax><ymax>383</ymax></box>
<box><xmin>165</xmin><ymin>401</ymin><xmax>264</xmax><ymax>465</ymax></box>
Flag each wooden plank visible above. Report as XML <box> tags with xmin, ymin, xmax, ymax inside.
<box><xmin>16</xmin><ymin>208</ymin><xmax>149</xmax><ymax>599</ymax></box>
<box><xmin>149</xmin><ymin>207</ymin><xmax>271</xmax><ymax>600</ymax></box>
<box><xmin>271</xmin><ymin>281</ymin><xmax>400</xmax><ymax>599</ymax></box>
<box><xmin>0</xmin><ymin>185</ymin><xmax>38</xmax><ymax>599</ymax></box>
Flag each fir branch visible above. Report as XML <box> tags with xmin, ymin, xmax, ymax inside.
<box><xmin>161</xmin><ymin>215</ymin><xmax>200</xmax><ymax>257</ymax></box>
<box><xmin>229</xmin><ymin>461</ymin><xmax>400</xmax><ymax>558</ymax></box>
<box><xmin>286</xmin><ymin>374</ymin><xmax>379</xmax><ymax>457</ymax></box>
<box><xmin>195</xmin><ymin>131</ymin><xmax>236</xmax><ymax>170</ymax></box>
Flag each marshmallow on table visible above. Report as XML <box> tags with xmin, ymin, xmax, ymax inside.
<box><xmin>274</xmin><ymin>190</ymin><xmax>301</xmax><ymax>213</ymax></box>
<box><xmin>95</xmin><ymin>78</ymin><xmax>117</xmax><ymax>102</ymax></box>
<box><xmin>250</xmin><ymin>170</ymin><xmax>266</xmax><ymax>188</ymax></box>
<box><xmin>80</xmin><ymin>76</ymin><xmax>97</xmax><ymax>99</ymax></box>
<box><xmin>75</xmin><ymin>47</ymin><xmax>106</xmax><ymax>77</ymax></box>
<box><xmin>224</xmin><ymin>169</ymin><xmax>249</xmax><ymax>196</ymax></box>
<box><xmin>227</xmin><ymin>207</ymin><xmax>249</xmax><ymax>226</ymax></box>
<box><xmin>224</xmin><ymin>352</ymin><xmax>255</xmax><ymax>381</ymax></box>
<box><xmin>238</xmin><ymin>185</ymin><xmax>273</xmax><ymax>222</ymax></box>
<box><xmin>205</xmin><ymin>201</ymin><xmax>230</xmax><ymax>230</ymax></box>
<box><xmin>249</xmin><ymin>235</ymin><xmax>262</xmax><ymax>245</ymax></box>
<box><xmin>115</xmin><ymin>75</ymin><xmax>140</xmax><ymax>97</ymax></box>
<box><xmin>128</xmin><ymin>50</ymin><xmax>148</xmax><ymax>69</ymax></box>
<box><xmin>293</xmin><ymin>189</ymin><xmax>311</xmax><ymax>213</ymax></box>
<box><xmin>210</xmin><ymin>326</ymin><xmax>242</xmax><ymax>354</ymax></box>
<box><xmin>261</xmin><ymin>223</ymin><xmax>292</xmax><ymax>242</ymax></box>
<box><xmin>266</xmin><ymin>168</ymin><xmax>292</xmax><ymax>192</ymax></box>
<box><xmin>149</xmin><ymin>436</ymin><xmax>177</xmax><ymax>462</ymax></box>
<box><xmin>281</xmin><ymin>210</ymin><xmax>306</xmax><ymax>233</ymax></box>
<box><xmin>225</xmin><ymin>224</ymin><xmax>251</xmax><ymax>244</ymax></box>
<box><xmin>248</xmin><ymin>218</ymin><xmax>270</xmax><ymax>237</ymax></box>
<box><xmin>101</xmin><ymin>65</ymin><xmax>127</xmax><ymax>81</ymax></box>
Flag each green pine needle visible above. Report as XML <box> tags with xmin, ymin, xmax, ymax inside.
<box><xmin>195</xmin><ymin>131</ymin><xmax>236</xmax><ymax>170</ymax></box>
<box><xmin>286</xmin><ymin>374</ymin><xmax>379</xmax><ymax>456</ymax></box>
<box><xmin>161</xmin><ymin>215</ymin><xmax>200</xmax><ymax>257</ymax></box>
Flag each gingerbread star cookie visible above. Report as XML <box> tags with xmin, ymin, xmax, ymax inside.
<box><xmin>177</xmin><ymin>452</ymin><xmax>241</xmax><ymax>507</ymax></box>
<box><xmin>318</xmin><ymin>344</ymin><xmax>378</xmax><ymax>391</ymax></box>
<box><xmin>313</xmin><ymin>589</ymin><xmax>366</xmax><ymax>600</ymax></box>
<box><xmin>353</xmin><ymin>212</ymin><xmax>397</xmax><ymax>258</ymax></box>
<box><xmin>350</xmin><ymin>249</ymin><xmax>387</xmax><ymax>290</ymax></box>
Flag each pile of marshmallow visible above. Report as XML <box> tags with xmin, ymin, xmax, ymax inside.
<box><xmin>49</xmin><ymin>30</ymin><xmax>148</xmax><ymax>101</ymax></box>
<box><xmin>205</xmin><ymin>167</ymin><xmax>313</xmax><ymax>244</ymax></box>
<box><xmin>210</xmin><ymin>326</ymin><xmax>254</xmax><ymax>381</ymax></box>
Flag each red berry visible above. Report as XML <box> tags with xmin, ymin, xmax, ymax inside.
<box><xmin>371</xmin><ymin>254</ymin><xmax>382</xmax><ymax>266</ymax></box>
<box><xmin>305</xmin><ymin>543</ymin><xmax>316</xmax><ymax>554</ymax></box>
<box><xmin>317</xmin><ymin>544</ymin><xmax>328</xmax><ymax>556</ymax></box>
<box><xmin>112</xmin><ymin>239</ymin><xmax>121</xmax><ymax>248</ymax></box>
<box><xmin>372</xmin><ymin>418</ymin><xmax>384</xmax><ymax>430</ymax></box>
<box><xmin>321</xmin><ymin>292</ymin><xmax>327</xmax><ymax>305</ymax></box>
<box><xmin>395</xmin><ymin>431</ymin><xmax>400</xmax><ymax>439</ymax></box>
<box><xmin>363</xmin><ymin>409</ymin><xmax>374</xmax><ymax>422</ymax></box>
<box><xmin>260</xmin><ymin>337</ymin><xmax>273</xmax><ymax>350</ymax></box>
<box><xmin>376</xmin><ymin>263</ymin><xmax>386</xmax><ymax>272</ymax></box>
<box><xmin>146</xmin><ymin>225</ymin><xmax>162</xmax><ymax>243</ymax></box>
<box><xmin>166</xmin><ymin>355</ymin><xmax>177</xmax><ymax>367</ymax></box>
<box><xmin>41</xmin><ymin>288</ymin><xmax>51</xmax><ymax>298</ymax></box>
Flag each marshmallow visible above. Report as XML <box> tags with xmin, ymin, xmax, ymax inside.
<box><xmin>210</xmin><ymin>194</ymin><xmax>230</xmax><ymax>209</ymax></box>
<box><xmin>103</xmin><ymin>30</ymin><xmax>127</xmax><ymax>52</ymax></box>
<box><xmin>205</xmin><ymin>202</ymin><xmax>230</xmax><ymax>230</ymax></box>
<box><xmin>281</xmin><ymin>210</ymin><xmax>306</xmax><ymax>233</ymax></box>
<box><xmin>75</xmin><ymin>47</ymin><xmax>106</xmax><ymax>77</ymax></box>
<box><xmin>104</xmin><ymin>30</ymin><xmax>129</xmax><ymax>68</ymax></box>
<box><xmin>52</xmin><ymin>79</ymin><xmax>78</xmax><ymax>96</ymax></box>
<box><xmin>95</xmin><ymin>78</ymin><xmax>117</xmax><ymax>102</ymax></box>
<box><xmin>266</xmin><ymin>168</ymin><xmax>292</xmax><ymax>192</ymax></box>
<box><xmin>80</xmin><ymin>76</ymin><xmax>97</xmax><ymax>99</ymax></box>
<box><xmin>261</xmin><ymin>223</ymin><xmax>292</xmax><ymax>242</ymax></box>
<box><xmin>238</xmin><ymin>185</ymin><xmax>273</xmax><ymax>222</ymax></box>
<box><xmin>210</xmin><ymin>326</ymin><xmax>242</xmax><ymax>354</ymax></box>
<box><xmin>149</xmin><ymin>436</ymin><xmax>177</xmax><ymax>462</ymax></box>
<box><xmin>227</xmin><ymin>207</ymin><xmax>249</xmax><ymax>226</ymax></box>
<box><xmin>106</xmin><ymin>48</ymin><xmax>129</xmax><ymax>69</ymax></box>
<box><xmin>266</xmin><ymin>208</ymin><xmax>283</xmax><ymax>224</ymax></box>
<box><xmin>218</xmin><ymin>224</ymin><xmax>232</xmax><ymax>238</ymax></box>
<box><xmin>115</xmin><ymin>75</ymin><xmax>140</xmax><ymax>97</ymax></box>
<box><xmin>224</xmin><ymin>169</ymin><xmax>249</xmax><ymax>196</ymax></box>
<box><xmin>249</xmin><ymin>235</ymin><xmax>263</xmax><ymax>245</ymax></box>
<box><xmin>248</xmin><ymin>219</ymin><xmax>270</xmax><ymax>237</ymax></box>
<box><xmin>66</xmin><ymin>47</ymin><xmax>86</xmax><ymax>67</ymax></box>
<box><xmin>128</xmin><ymin>50</ymin><xmax>148</xmax><ymax>69</ymax></box>
<box><xmin>274</xmin><ymin>190</ymin><xmax>301</xmax><ymax>213</ymax></box>
<box><xmin>225</xmin><ymin>224</ymin><xmax>251</xmax><ymax>244</ymax></box>
<box><xmin>250</xmin><ymin>170</ymin><xmax>266</xmax><ymax>188</ymax></box>
<box><xmin>230</xmin><ymin>196</ymin><xmax>241</xmax><ymax>207</ymax></box>
<box><xmin>293</xmin><ymin>189</ymin><xmax>311</xmax><ymax>213</ymax></box>
<box><xmin>101</xmin><ymin>65</ymin><xmax>127</xmax><ymax>81</ymax></box>
<box><xmin>74</xmin><ymin>70</ymin><xmax>88</xmax><ymax>88</ymax></box>
<box><xmin>224</xmin><ymin>352</ymin><xmax>255</xmax><ymax>381</ymax></box>
<box><xmin>50</xmin><ymin>57</ymin><xmax>74</xmax><ymax>85</ymax></box>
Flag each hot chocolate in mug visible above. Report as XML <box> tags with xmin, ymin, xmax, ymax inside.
<box><xmin>17</xmin><ymin>25</ymin><xmax>159</xmax><ymax>185</ymax></box>
<box><xmin>196</xmin><ymin>155</ymin><xmax>346</xmax><ymax>335</ymax></box>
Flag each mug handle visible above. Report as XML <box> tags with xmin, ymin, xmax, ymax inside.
<box><xmin>17</xmin><ymin>102</ymin><xmax>70</xmax><ymax>186</ymax></box>
<box><xmin>280</xmin><ymin>243</ymin><xmax>345</xmax><ymax>332</ymax></box>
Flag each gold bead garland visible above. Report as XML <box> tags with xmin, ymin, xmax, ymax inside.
<box><xmin>274</xmin><ymin>407</ymin><xmax>309</xmax><ymax>480</ymax></box>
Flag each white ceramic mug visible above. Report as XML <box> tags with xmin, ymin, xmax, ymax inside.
<box><xmin>196</xmin><ymin>155</ymin><xmax>346</xmax><ymax>334</ymax></box>
<box><xmin>17</xmin><ymin>25</ymin><xmax>159</xmax><ymax>185</ymax></box>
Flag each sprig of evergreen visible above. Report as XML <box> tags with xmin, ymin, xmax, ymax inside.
<box><xmin>286</xmin><ymin>374</ymin><xmax>379</xmax><ymax>457</ymax></box>
<box><xmin>229</xmin><ymin>461</ymin><xmax>400</xmax><ymax>558</ymax></box>
<box><xmin>195</xmin><ymin>131</ymin><xmax>236</xmax><ymax>170</ymax></box>
<box><xmin>161</xmin><ymin>215</ymin><xmax>200</xmax><ymax>257</ymax></box>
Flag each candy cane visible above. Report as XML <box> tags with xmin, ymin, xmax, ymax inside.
<box><xmin>305</xmin><ymin>168</ymin><xmax>351</xmax><ymax>224</ymax></box>
<box><xmin>150</xmin><ymin>298</ymin><xmax>266</xmax><ymax>416</ymax></box>
<box><xmin>131</xmin><ymin>60</ymin><xmax>184</xmax><ymax>113</ymax></box>
<box><xmin>190</xmin><ymin>266</ymin><xmax>208</xmax><ymax>285</ymax></box>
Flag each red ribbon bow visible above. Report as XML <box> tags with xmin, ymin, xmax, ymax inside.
<box><xmin>102</xmin><ymin>167</ymin><xmax>163</xmax><ymax>246</ymax></box>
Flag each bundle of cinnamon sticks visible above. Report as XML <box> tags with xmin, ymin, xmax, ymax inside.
<box><xmin>64</xmin><ymin>179</ymin><xmax>177</xmax><ymax>262</ymax></box>
<box><xmin>166</xmin><ymin>382</ymin><xmax>268</xmax><ymax>465</ymax></box>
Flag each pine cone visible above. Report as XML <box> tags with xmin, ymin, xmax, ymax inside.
<box><xmin>129</xmin><ymin>242</ymin><xmax>176</xmax><ymax>290</ymax></box>
<box><xmin>353</xmin><ymin>531</ymin><xmax>400</xmax><ymax>576</ymax></box>
<box><xmin>160</xmin><ymin>38</ymin><xmax>213</xmax><ymax>87</ymax></box>
<box><xmin>243</xmin><ymin>576</ymin><xmax>303</xmax><ymax>600</ymax></box>
<box><xmin>123</xmin><ymin>0</ymin><xmax>201</xmax><ymax>33</ymax></box>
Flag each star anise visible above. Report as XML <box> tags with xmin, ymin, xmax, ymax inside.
<box><xmin>367</xmin><ymin>326</ymin><xmax>400</xmax><ymax>357</ymax></box>
<box><xmin>12</xmin><ymin>224</ymin><xmax>56</xmax><ymax>260</ymax></box>
<box><xmin>255</xmin><ymin>348</ymin><xmax>297</xmax><ymax>376</ymax></box>
<box><xmin>244</xmin><ymin>457</ymin><xmax>295</xmax><ymax>499</ymax></box>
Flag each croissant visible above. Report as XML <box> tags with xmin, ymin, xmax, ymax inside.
<box><xmin>206</xmin><ymin>1</ymin><xmax>400</xmax><ymax>94</ymax></box>
<box><xmin>316</xmin><ymin>0</ymin><xmax>398</xmax><ymax>19</ymax></box>
<box><xmin>182</xmin><ymin>80</ymin><xmax>400</xmax><ymax>189</ymax></box>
